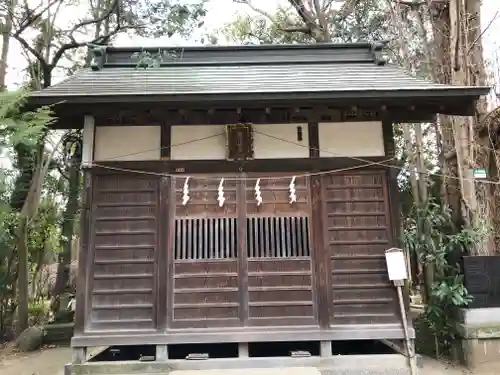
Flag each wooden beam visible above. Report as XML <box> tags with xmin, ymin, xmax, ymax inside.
<box><xmin>160</xmin><ymin>124</ymin><xmax>171</xmax><ymax>160</ymax></box>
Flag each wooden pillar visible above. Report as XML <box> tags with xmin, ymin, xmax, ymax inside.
<box><xmin>156</xmin><ymin>176</ymin><xmax>169</xmax><ymax>331</ymax></box>
<box><xmin>308</xmin><ymin>121</ymin><xmax>331</xmax><ymax>328</ymax></box>
<box><xmin>237</xmin><ymin>174</ymin><xmax>249</xmax><ymax>326</ymax></box>
<box><xmin>73</xmin><ymin>171</ymin><xmax>93</xmax><ymax>335</ymax></box>
<box><xmin>74</xmin><ymin>115</ymin><xmax>95</xmax><ymax>335</ymax></box>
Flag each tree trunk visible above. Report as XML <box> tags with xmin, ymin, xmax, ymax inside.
<box><xmin>447</xmin><ymin>0</ymin><xmax>493</xmax><ymax>255</ymax></box>
<box><xmin>53</xmin><ymin>146</ymin><xmax>82</xmax><ymax>296</ymax></box>
<box><xmin>0</xmin><ymin>0</ymin><xmax>15</xmax><ymax>90</ymax></box>
<box><xmin>15</xmin><ymin>217</ymin><xmax>29</xmax><ymax>334</ymax></box>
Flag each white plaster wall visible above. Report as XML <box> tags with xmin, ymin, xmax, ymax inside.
<box><xmin>253</xmin><ymin>123</ymin><xmax>309</xmax><ymax>159</ymax></box>
<box><xmin>170</xmin><ymin>125</ymin><xmax>227</xmax><ymax>160</ymax></box>
<box><xmin>171</xmin><ymin>124</ymin><xmax>309</xmax><ymax>160</ymax></box>
<box><xmin>94</xmin><ymin>125</ymin><xmax>161</xmax><ymax>161</ymax></box>
<box><xmin>318</xmin><ymin>121</ymin><xmax>385</xmax><ymax>157</ymax></box>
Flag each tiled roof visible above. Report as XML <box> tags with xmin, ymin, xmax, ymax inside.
<box><xmin>31</xmin><ymin>42</ymin><xmax>489</xmax><ymax>102</ymax></box>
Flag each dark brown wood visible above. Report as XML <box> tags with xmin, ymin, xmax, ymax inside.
<box><xmin>91</xmin><ymin>157</ymin><xmax>391</xmax><ymax>175</ymax></box>
<box><xmin>323</xmin><ymin>171</ymin><xmax>398</xmax><ymax>325</ymax></box>
<box><xmin>308</xmin><ymin>122</ymin><xmax>319</xmax><ymax>158</ymax></box>
<box><xmin>382</xmin><ymin>120</ymin><xmax>395</xmax><ymax>159</ymax></box>
<box><xmin>76</xmin><ymin>126</ymin><xmax>408</xmax><ymax>352</ymax></box>
<box><xmin>41</xmin><ymin>95</ymin><xmax>480</xmax><ymax>130</ymax></box>
<box><xmin>46</xmin><ymin>100</ymin><xmax>474</xmax><ymax>129</ymax></box>
<box><xmin>170</xmin><ymin>175</ymin><xmax>241</xmax><ymax>329</ymax></box>
<box><xmin>165</xmin><ymin>179</ymin><xmax>176</xmax><ymax>328</ymax></box>
<box><xmin>238</xmin><ymin>174</ymin><xmax>249</xmax><ymax>325</ymax></box>
<box><xmin>160</xmin><ymin>125</ymin><xmax>171</xmax><ymax>159</ymax></box>
<box><xmin>310</xmin><ymin>174</ymin><xmax>330</xmax><ymax>328</ymax></box>
<box><xmin>74</xmin><ymin>171</ymin><xmax>92</xmax><ymax>334</ymax></box>
<box><xmin>156</xmin><ymin>177</ymin><xmax>169</xmax><ymax>330</ymax></box>
<box><xmin>87</xmin><ymin>174</ymin><xmax>159</xmax><ymax>331</ymax></box>
<box><xmin>71</xmin><ymin>322</ymin><xmax>411</xmax><ymax>347</ymax></box>
<box><xmin>244</xmin><ymin>174</ymin><xmax>317</xmax><ymax>327</ymax></box>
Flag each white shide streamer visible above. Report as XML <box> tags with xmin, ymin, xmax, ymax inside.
<box><xmin>182</xmin><ymin>177</ymin><xmax>190</xmax><ymax>205</ymax></box>
<box><xmin>255</xmin><ymin>178</ymin><xmax>263</xmax><ymax>206</ymax></box>
<box><xmin>289</xmin><ymin>176</ymin><xmax>297</xmax><ymax>204</ymax></box>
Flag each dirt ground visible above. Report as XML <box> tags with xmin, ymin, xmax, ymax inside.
<box><xmin>0</xmin><ymin>345</ymin><xmax>498</xmax><ymax>375</ymax></box>
<box><xmin>0</xmin><ymin>343</ymin><xmax>72</xmax><ymax>375</ymax></box>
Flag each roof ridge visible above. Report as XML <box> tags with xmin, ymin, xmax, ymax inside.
<box><xmin>89</xmin><ymin>41</ymin><xmax>390</xmax><ymax>71</ymax></box>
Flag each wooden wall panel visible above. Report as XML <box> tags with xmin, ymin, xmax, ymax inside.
<box><xmin>170</xmin><ymin>175</ymin><xmax>240</xmax><ymax>329</ymax></box>
<box><xmin>88</xmin><ymin>174</ymin><xmax>159</xmax><ymax>332</ymax></box>
<box><xmin>322</xmin><ymin>170</ymin><xmax>398</xmax><ymax>325</ymax></box>
<box><xmin>171</xmin><ymin>260</ymin><xmax>240</xmax><ymax>329</ymax></box>
<box><xmin>244</xmin><ymin>174</ymin><xmax>317</xmax><ymax>327</ymax></box>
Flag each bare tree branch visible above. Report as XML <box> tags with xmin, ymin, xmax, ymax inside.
<box><xmin>12</xmin><ymin>34</ymin><xmax>48</xmax><ymax>71</ymax></box>
<box><xmin>313</xmin><ymin>0</ymin><xmax>328</xmax><ymax>33</ymax></box>
<box><xmin>467</xmin><ymin>10</ymin><xmax>499</xmax><ymax>55</ymax></box>
<box><xmin>234</xmin><ymin>0</ymin><xmax>311</xmax><ymax>35</ymax></box>
<box><xmin>12</xmin><ymin>0</ymin><xmax>61</xmax><ymax>37</ymax></box>
<box><xmin>234</xmin><ymin>0</ymin><xmax>280</xmax><ymax>22</ymax></box>
<box><xmin>65</xmin><ymin>0</ymin><xmax>119</xmax><ymax>40</ymax></box>
<box><xmin>289</xmin><ymin>0</ymin><xmax>317</xmax><ymax>27</ymax></box>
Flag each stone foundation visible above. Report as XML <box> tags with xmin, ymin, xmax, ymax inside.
<box><xmin>453</xmin><ymin>308</ymin><xmax>500</xmax><ymax>370</ymax></box>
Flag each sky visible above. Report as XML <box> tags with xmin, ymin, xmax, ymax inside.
<box><xmin>4</xmin><ymin>0</ymin><xmax>500</xmax><ymax>88</ymax></box>
<box><xmin>3</xmin><ymin>0</ymin><xmax>500</xmax><ymax>91</ymax></box>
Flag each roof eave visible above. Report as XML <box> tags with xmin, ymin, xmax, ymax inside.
<box><xmin>28</xmin><ymin>86</ymin><xmax>491</xmax><ymax>107</ymax></box>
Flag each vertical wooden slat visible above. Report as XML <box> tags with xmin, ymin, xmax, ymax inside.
<box><xmin>304</xmin><ymin>217</ymin><xmax>310</xmax><ymax>256</ymax></box>
<box><xmin>192</xmin><ymin>219</ymin><xmax>197</xmax><ymax>259</ymax></box>
<box><xmin>292</xmin><ymin>216</ymin><xmax>299</xmax><ymax>257</ymax></box>
<box><xmin>285</xmin><ymin>217</ymin><xmax>291</xmax><ymax>258</ymax></box>
<box><xmin>175</xmin><ymin>220</ymin><xmax>180</xmax><ymax>260</ymax></box>
<box><xmin>269</xmin><ymin>216</ymin><xmax>276</xmax><ymax>257</ymax></box>
<box><xmin>297</xmin><ymin>217</ymin><xmax>304</xmax><ymax>257</ymax></box>
<box><xmin>214</xmin><ymin>218</ymin><xmax>219</xmax><ymax>259</ymax></box>
<box><xmin>247</xmin><ymin>218</ymin><xmax>253</xmax><ymax>258</ymax></box>
<box><xmin>203</xmin><ymin>218</ymin><xmax>208</xmax><ymax>259</ymax></box>
<box><xmin>188</xmin><ymin>219</ymin><xmax>193</xmax><ymax>260</ymax></box>
<box><xmin>253</xmin><ymin>217</ymin><xmax>259</xmax><ymax>258</ymax></box>
<box><xmin>225</xmin><ymin>218</ymin><xmax>230</xmax><ymax>259</ymax></box>
<box><xmin>278</xmin><ymin>217</ymin><xmax>284</xmax><ymax>257</ymax></box>
<box><xmin>181</xmin><ymin>218</ymin><xmax>187</xmax><ymax>260</ymax></box>
<box><xmin>263</xmin><ymin>218</ymin><xmax>269</xmax><ymax>257</ymax></box>
<box><xmin>157</xmin><ymin>176</ymin><xmax>169</xmax><ymax>330</ymax></box>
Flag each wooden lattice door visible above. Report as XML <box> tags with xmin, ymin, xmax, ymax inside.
<box><xmin>243</xmin><ymin>174</ymin><xmax>318</xmax><ymax>327</ymax></box>
<box><xmin>167</xmin><ymin>173</ymin><xmax>319</xmax><ymax>330</ymax></box>
<box><xmin>169</xmin><ymin>175</ymin><xmax>241</xmax><ymax>329</ymax></box>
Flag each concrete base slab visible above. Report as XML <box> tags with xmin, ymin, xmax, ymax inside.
<box><xmin>170</xmin><ymin>368</ymin><xmax>321</xmax><ymax>375</ymax></box>
<box><xmin>67</xmin><ymin>354</ymin><xmax>411</xmax><ymax>375</ymax></box>
<box><xmin>453</xmin><ymin>307</ymin><xmax>500</xmax><ymax>369</ymax></box>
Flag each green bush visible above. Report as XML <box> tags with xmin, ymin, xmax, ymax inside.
<box><xmin>28</xmin><ymin>302</ymin><xmax>47</xmax><ymax>325</ymax></box>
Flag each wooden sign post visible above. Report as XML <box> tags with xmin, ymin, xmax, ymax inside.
<box><xmin>385</xmin><ymin>248</ymin><xmax>417</xmax><ymax>375</ymax></box>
